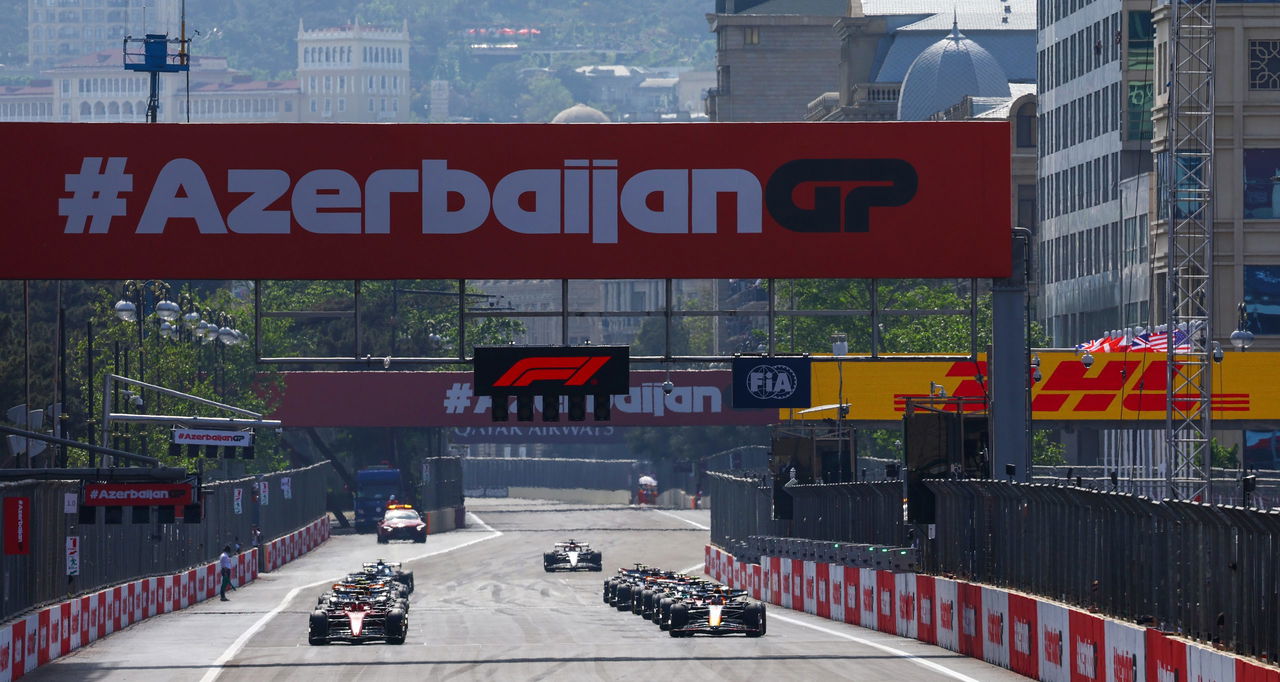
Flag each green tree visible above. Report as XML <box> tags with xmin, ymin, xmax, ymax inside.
<box><xmin>517</xmin><ymin>73</ymin><xmax>574</xmax><ymax>123</ymax></box>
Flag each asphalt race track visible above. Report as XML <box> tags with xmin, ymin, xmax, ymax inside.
<box><xmin>28</xmin><ymin>499</ymin><xmax>1027</xmax><ymax>681</ymax></box>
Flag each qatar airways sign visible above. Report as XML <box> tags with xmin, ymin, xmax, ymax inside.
<box><xmin>0</xmin><ymin>122</ymin><xmax>1010</xmax><ymax>279</ymax></box>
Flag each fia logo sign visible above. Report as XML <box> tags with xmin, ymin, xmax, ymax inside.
<box><xmin>746</xmin><ymin>364</ymin><xmax>798</xmax><ymax>400</ymax></box>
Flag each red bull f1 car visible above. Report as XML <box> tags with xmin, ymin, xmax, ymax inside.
<box><xmin>665</xmin><ymin>586</ymin><xmax>766</xmax><ymax>638</ymax></box>
<box><xmin>603</xmin><ymin>564</ymin><xmax>766</xmax><ymax>637</ymax></box>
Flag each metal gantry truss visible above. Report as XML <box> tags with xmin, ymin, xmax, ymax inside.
<box><xmin>253</xmin><ymin>278</ymin><xmax>983</xmax><ymax>366</ymax></box>
<box><xmin>1164</xmin><ymin>0</ymin><xmax>1216</xmax><ymax>500</ymax></box>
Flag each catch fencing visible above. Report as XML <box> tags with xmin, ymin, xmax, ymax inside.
<box><xmin>708</xmin><ymin>471</ymin><xmax>1280</xmax><ymax>662</ymax></box>
<box><xmin>461</xmin><ymin>457</ymin><xmax>638</xmax><ymax>493</ymax></box>
<box><xmin>1033</xmin><ymin>464</ymin><xmax>1280</xmax><ymax>509</ymax></box>
<box><xmin>419</xmin><ymin>456</ymin><xmax>464</xmax><ymax>511</ymax></box>
<box><xmin>0</xmin><ymin>461</ymin><xmax>331</xmax><ymax>624</ymax></box>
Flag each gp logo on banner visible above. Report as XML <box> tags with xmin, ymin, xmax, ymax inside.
<box><xmin>172</xmin><ymin>429</ymin><xmax>252</xmax><ymax>447</ymax></box>
<box><xmin>0</xmin><ymin>122</ymin><xmax>1011</xmax><ymax>280</ymax></box>
<box><xmin>732</xmin><ymin>357</ymin><xmax>811</xmax><ymax>409</ymax></box>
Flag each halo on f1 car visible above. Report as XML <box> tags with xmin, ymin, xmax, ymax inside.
<box><xmin>543</xmin><ymin>539</ymin><xmax>603</xmax><ymax>572</ymax></box>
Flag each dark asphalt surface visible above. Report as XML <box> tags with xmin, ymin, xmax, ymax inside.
<box><xmin>30</xmin><ymin>499</ymin><xmax>1027</xmax><ymax>681</ymax></box>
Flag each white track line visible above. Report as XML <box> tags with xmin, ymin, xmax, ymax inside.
<box><xmin>769</xmin><ymin>613</ymin><xmax>984</xmax><ymax>682</ymax></box>
<box><xmin>652</xmin><ymin>508</ymin><xmax>709</xmax><ymax>530</ymax></box>
<box><xmin>198</xmin><ymin>513</ymin><xmax>502</xmax><ymax>682</ymax></box>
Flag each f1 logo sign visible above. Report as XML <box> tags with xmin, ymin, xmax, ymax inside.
<box><xmin>493</xmin><ymin>357</ymin><xmax>609</xmax><ymax>388</ymax></box>
<box><xmin>766</xmin><ymin>159</ymin><xmax>918</xmax><ymax>233</ymax></box>
<box><xmin>473</xmin><ymin>345</ymin><xmax>629</xmax><ymax>398</ymax></box>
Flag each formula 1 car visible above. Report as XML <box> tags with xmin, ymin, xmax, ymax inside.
<box><xmin>543</xmin><ymin>540</ymin><xmax>603</xmax><ymax>572</ymax></box>
<box><xmin>360</xmin><ymin>559</ymin><xmax>414</xmax><ymax>593</ymax></box>
<box><xmin>666</xmin><ymin>586</ymin><xmax>766</xmax><ymax>638</ymax></box>
<box><xmin>377</xmin><ymin>505</ymin><xmax>428</xmax><ymax>544</ymax></box>
<box><xmin>604</xmin><ymin>565</ymin><xmax>685</xmax><ymax>612</ymax></box>
<box><xmin>318</xmin><ymin>579</ymin><xmax>409</xmax><ymax>613</ymax></box>
<box><xmin>309</xmin><ymin>584</ymin><xmax>408</xmax><ymax>645</ymax></box>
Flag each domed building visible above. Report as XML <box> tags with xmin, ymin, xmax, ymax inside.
<box><xmin>896</xmin><ymin>19</ymin><xmax>1010</xmax><ymax>122</ymax></box>
<box><xmin>550</xmin><ymin>103</ymin><xmax>610</xmax><ymax>123</ymax></box>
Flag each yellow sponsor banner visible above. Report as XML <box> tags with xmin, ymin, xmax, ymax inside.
<box><xmin>785</xmin><ymin>351</ymin><xmax>1280</xmax><ymax>422</ymax></box>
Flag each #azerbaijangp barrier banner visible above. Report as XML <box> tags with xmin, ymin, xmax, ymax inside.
<box><xmin>0</xmin><ymin>121</ymin><xmax>1010</xmax><ymax>280</ymax></box>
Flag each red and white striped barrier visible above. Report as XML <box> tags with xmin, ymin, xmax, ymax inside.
<box><xmin>704</xmin><ymin>545</ymin><xmax>1280</xmax><ymax>682</ymax></box>
<box><xmin>0</xmin><ymin>515</ymin><xmax>330</xmax><ymax>682</ymax></box>
<box><xmin>262</xmin><ymin>516</ymin><xmax>331</xmax><ymax>572</ymax></box>
<box><xmin>0</xmin><ymin>548</ymin><xmax>254</xmax><ymax>682</ymax></box>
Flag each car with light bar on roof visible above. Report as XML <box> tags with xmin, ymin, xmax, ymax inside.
<box><xmin>377</xmin><ymin>504</ymin><xmax>427</xmax><ymax>544</ymax></box>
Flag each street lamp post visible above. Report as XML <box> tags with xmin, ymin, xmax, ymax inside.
<box><xmin>831</xmin><ymin>333</ymin><xmax>851</xmax><ymax>481</ymax></box>
<box><xmin>1231</xmin><ymin>302</ymin><xmax>1255</xmax><ymax>352</ymax></box>
<box><xmin>113</xmin><ymin>280</ymin><xmax>179</xmax><ymax>458</ymax></box>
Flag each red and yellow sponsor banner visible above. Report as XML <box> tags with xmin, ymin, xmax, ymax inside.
<box><xmin>789</xmin><ymin>351</ymin><xmax>1280</xmax><ymax>422</ymax></box>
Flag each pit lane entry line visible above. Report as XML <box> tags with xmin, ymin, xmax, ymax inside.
<box><xmin>197</xmin><ymin>513</ymin><xmax>503</xmax><ymax>682</ymax></box>
<box><xmin>768</xmin><ymin>613</ymin><xmax>984</xmax><ymax>682</ymax></box>
<box><xmin>652</xmin><ymin>509</ymin><xmax>710</xmax><ymax>530</ymax></box>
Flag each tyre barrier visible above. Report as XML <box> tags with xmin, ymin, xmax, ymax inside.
<box><xmin>704</xmin><ymin>544</ymin><xmax>1280</xmax><ymax>682</ymax></box>
<box><xmin>0</xmin><ymin>515</ymin><xmax>330</xmax><ymax>681</ymax></box>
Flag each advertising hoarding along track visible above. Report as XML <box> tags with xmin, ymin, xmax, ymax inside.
<box><xmin>797</xmin><ymin>351</ymin><xmax>1280</xmax><ymax>424</ymax></box>
<box><xmin>0</xmin><ymin>121</ymin><xmax>1011</xmax><ymax>279</ymax></box>
<box><xmin>83</xmin><ymin>483</ymin><xmax>194</xmax><ymax>507</ymax></box>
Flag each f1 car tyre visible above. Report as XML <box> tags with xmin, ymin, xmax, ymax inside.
<box><xmin>308</xmin><ymin>610</ymin><xmax>329</xmax><ymax>646</ymax></box>
<box><xmin>657</xmin><ymin>598</ymin><xmax>673</xmax><ymax>629</ymax></box>
<box><xmin>603</xmin><ymin>579</ymin><xmax>615</xmax><ymax>603</ymax></box>
<box><xmin>615</xmin><ymin>584</ymin><xmax>632</xmax><ymax>611</ymax></box>
<box><xmin>414</xmin><ymin>534</ymin><xmax>427</xmax><ymax>543</ymax></box>
<box><xmin>377</xmin><ymin>535</ymin><xmax>389</xmax><ymax>544</ymax></box>
<box><xmin>668</xmin><ymin>604</ymin><xmax>690</xmax><ymax>637</ymax></box>
<box><xmin>386</xmin><ymin>608</ymin><xmax>407</xmax><ymax>645</ymax></box>
<box><xmin>744</xmin><ymin>603</ymin><xmax>766</xmax><ymax>637</ymax></box>
<box><xmin>641</xmin><ymin>590</ymin><xmax>656</xmax><ymax>620</ymax></box>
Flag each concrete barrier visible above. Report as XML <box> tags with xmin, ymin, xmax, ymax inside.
<box><xmin>423</xmin><ymin>505</ymin><xmax>466</xmax><ymax>534</ymax></box>
<box><xmin>654</xmin><ymin>488</ymin><xmax>708</xmax><ymax>510</ymax></box>
<box><xmin>507</xmin><ymin>487</ymin><xmax>631</xmax><ymax>505</ymax></box>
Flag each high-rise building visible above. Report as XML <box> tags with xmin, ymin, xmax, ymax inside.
<box><xmin>1036</xmin><ymin>0</ymin><xmax>1154</xmax><ymax>346</ymax></box>
<box><xmin>297</xmin><ymin>19</ymin><xmax>411</xmax><ymax>123</ymax></box>
<box><xmin>1151</xmin><ymin>1</ymin><xmax>1280</xmax><ymax>355</ymax></box>
<box><xmin>28</xmin><ymin>0</ymin><xmax>180</xmax><ymax>69</ymax></box>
